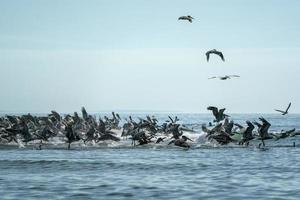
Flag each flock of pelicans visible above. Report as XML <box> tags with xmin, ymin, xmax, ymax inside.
<box><xmin>0</xmin><ymin>16</ymin><xmax>297</xmax><ymax>150</ymax></box>
<box><xmin>0</xmin><ymin>106</ymin><xmax>299</xmax><ymax>150</ymax></box>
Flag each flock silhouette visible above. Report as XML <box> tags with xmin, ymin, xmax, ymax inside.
<box><xmin>0</xmin><ymin>14</ymin><xmax>296</xmax><ymax>150</ymax></box>
<box><xmin>0</xmin><ymin>106</ymin><xmax>299</xmax><ymax>150</ymax></box>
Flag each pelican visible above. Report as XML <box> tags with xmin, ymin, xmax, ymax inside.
<box><xmin>168</xmin><ymin>135</ymin><xmax>193</xmax><ymax>148</ymax></box>
<box><xmin>253</xmin><ymin>117</ymin><xmax>272</xmax><ymax>147</ymax></box>
<box><xmin>208</xmin><ymin>75</ymin><xmax>240</xmax><ymax>80</ymax></box>
<box><xmin>275</xmin><ymin>102</ymin><xmax>291</xmax><ymax>115</ymax></box>
<box><xmin>178</xmin><ymin>15</ymin><xmax>194</xmax><ymax>23</ymax></box>
<box><xmin>156</xmin><ymin>137</ymin><xmax>166</xmax><ymax>144</ymax></box>
<box><xmin>207</xmin><ymin>106</ymin><xmax>229</xmax><ymax>122</ymax></box>
<box><xmin>238</xmin><ymin>121</ymin><xmax>255</xmax><ymax>146</ymax></box>
<box><xmin>206</xmin><ymin>49</ymin><xmax>225</xmax><ymax>62</ymax></box>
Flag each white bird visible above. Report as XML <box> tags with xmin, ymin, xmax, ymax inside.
<box><xmin>178</xmin><ymin>15</ymin><xmax>194</xmax><ymax>23</ymax></box>
<box><xmin>206</xmin><ymin>49</ymin><xmax>225</xmax><ymax>62</ymax></box>
<box><xmin>275</xmin><ymin>102</ymin><xmax>291</xmax><ymax>115</ymax></box>
<box><xmin>208</xmin><ymin>75</ymin><xmax>240</xmax><ymax>80</ymax></box>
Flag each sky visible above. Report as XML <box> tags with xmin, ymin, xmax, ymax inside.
<box><xmin>0</xmin><ymin>0</ymin><xmax>300</xmax><ymax>113</ymax></box>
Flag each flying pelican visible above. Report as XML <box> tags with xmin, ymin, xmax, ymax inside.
<box><xmin>275</xmin><ymin>102</ymin><xmax>291</xmax><ymax>115</ymax></box>
<box><xmin>208</xmin><ymin>75</ymin><xmax>240</xmax><ymax>80</ymax></box>
<box><xmin>206</xmin><ymin>49</ymin><xmax>225</xmax><ymax>62</ymax></box>
<box><xmin>178</xmin><ymin>15</ymin><xmax>194</xmax><ymax>23</ymax></box>
<box><xmin>207</xmin><ymin>106</ymin><xmax>229</xmax><ymax>122</ymax></box>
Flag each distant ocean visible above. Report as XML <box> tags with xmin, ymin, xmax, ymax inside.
<box><xmin>0</xmin><ymin>113</ymin><xmax>300</xmax><ymax>200</ymax></box>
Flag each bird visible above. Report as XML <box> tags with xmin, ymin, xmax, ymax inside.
<box><xmin>156</xmin><ymin>137</ymin><xmax>166</xmax><ymax>144</ymax></box>
<box><xmin>208</xmin><ymin>75</ymin><xmax>240</xmax><ymax>80</ymax></box>
<box><xmin>168</xmin><ymin>135</ymin><xmax>193</xmax><ymax>148</ymax></box>
<box><xmin>253</xmin><ymin>117</ymin><xmax>272</xmax><ymax>146</ymax></box>
<box><xmin>178</xmin><ymin>15</ymin><xmax>194</xmax><ymax>23</ymax></box>
<box><xmin>206</xmin><ymin>49</ymin><xmax>225</xmax><ymax>62</ymax></box>
<box><xmin>207</xmin><ymin>106</ymin><xmax>229</xmax><ymax>122</ymax></box>
<box><xmin>275</xmin><ymin>102</ymin><xmax>291</xmax><ymax>115</ymax></box>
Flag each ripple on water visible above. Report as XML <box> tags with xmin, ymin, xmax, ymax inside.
<box><xmin>0</xmin><ymin>139</ymin><xmax>300</xmax><ymax>200</ymax></box>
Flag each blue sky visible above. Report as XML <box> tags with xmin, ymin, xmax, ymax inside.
<box><xmin>0</xmin><ymin>0</ymin><xmax>300</xmax><ymax>113</ymax></box>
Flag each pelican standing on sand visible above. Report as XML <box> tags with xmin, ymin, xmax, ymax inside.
<box><xmin>206</xmin><ymin>49</ymin><xmax>225</xmax><ymax>62</ymax></box>
<box><xmin>178</xmin><ymin>15</ymin><xmax>194</xmax><ymax>23</ymax></box>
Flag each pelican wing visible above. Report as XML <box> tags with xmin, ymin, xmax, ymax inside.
<box><xmin>259</xmin><ymin>117</ymin><xmax>270</xmax><ymax>126</ymax></box>
<box><xmin>81</xmin><ymin>107</ymin><xmax>88</xmax><ymax>120</ymax></box>
<box><xmin>208</xmin><ymin>76</ymin><xmax>217</xmax><ymax>79</ymax></box>
<box><xmin>246</xmin><ymin>121</ymin><xmax>254</xmax><ymax>129</ymax></box>
<box><xmin>217</xmin><ymin>52</ymin><xmax>225</xmax><ymax>61</ymax></box>
<box><xmin>178</xmin><ymin>16</ymin><xmax>188</xmax><ymax>21</ymax></box>
<box><xmin>253</xmin><ymin>121</ymin><xmax>262</xmax><ymax>127</ymax></box>
<box><xmin>207</xmin><ymin>106</ymin><xmax>219</xmax><ymax>117</ymax></box>
<box><xmin>168</xmin><ymin>116</ymin><xmax>174</xmax><ymax>123</ymax></box>
<box><xmin>207</xmin><ymin>106</ymin><xmax>218</xmax><ymax>112</ymax></box>
<box><xmin>285</xmin><ymin>102</ymin><xmax>291</xmax><ymax>112</ymax></box>
<box><xmin>234</xmin><ymin>123</ymin><xmax>244</xmax><ymax>129</ymax></box>
<box><xmin>275</xmin><ymin>109</ymin><xmax>285</xmax><ymax>114</ymax></box>
<box><xmin>206</xmin><ymin>52</ymin><xmax>210</xmax><ymax>62</ymax></box>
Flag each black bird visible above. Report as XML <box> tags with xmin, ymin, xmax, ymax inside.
<box><xmin>206</xmin><ymin>49</ymin><xmax>225</xmax><ymax>62</ymax></box>
<box><xmin>81</xmin><ymin>107</ymin><xmax>88</xmax><ymax>121</ymax></box>
<box><xmin>97</xmin><ymin>133</ymin><xmax>120</xmax><ymax>142</ymax></box>
<box><xmin>275</xmin><ymin>102</ymin><xmax>291</xmax><ymax>115</ymax></box>
<box><xmin>207</xmin><ymin>106</ymin><xmax>229</xmax><ymax>122</ymax></box>
<box><xmin>116</xmin><ymin>113</ymin><xmax>121</xmax><ymax>121</ymax></box>
<box><xmin>65</xmin><ymin>123</ymin><xmax>80</xmax><ymax>150</ymax></box>
<box><xmin>239</xmin><ymin>121</ymin><xmax>255</xmax><ymax>146</ymax></box>
<box><xmin>156</xmin><ymin>137</ymin><xmax>166</xmax><ymax>144</ymax></box>
<box><xmin>169</xmin><ymin>135</ymin><xmax>193</xmax><ymax>148</ymax></box>
<box><xmin>178</xmin><ymin>15</ymin><xmax>194</xmax><ymax>23</ymax></box>
<box><xmin>253</xmin><ymin>117</ymin><xmax>272</xmax><ymax>147</ymax></box>
<box><xmin>208</xmin><ymin>75</ymin><xmax>240</xmax><ymax>80</ymax></box>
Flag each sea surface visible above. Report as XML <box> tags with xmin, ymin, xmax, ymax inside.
<box><xmin>0</xmin><ymin>113</ymin><xmax>300</xmax><ymax>200</ymax></box>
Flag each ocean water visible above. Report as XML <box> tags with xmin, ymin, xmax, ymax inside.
<box><xmin>0</xmin><ymin>113</ymin><xmax>300</xmax><ymax>200</ymax></box>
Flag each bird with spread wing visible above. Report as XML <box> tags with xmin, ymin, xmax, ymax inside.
<box><xmin>275</xmin><ymin>103</ymin><xmax>291</xmax><ymax>115</ymax></box>
<box><xmin>206</xmin><ymin>49</ymin><xmax>225</xmax><ymax>62</ymax></box>
<box><xmin>208</xmin><ymin>75</ymin><xmax>240</xmax><ymax>80</ymax></box>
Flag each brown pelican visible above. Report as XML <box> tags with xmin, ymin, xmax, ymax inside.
<box><xmin>207</xmin><ymin>106</ymin><xmax>229</xmax><ymax>122</ymax></box>
<box><xmin>238</xmin><ymin>121</ymin><xmax>255</xmax><ymax>146</ymax></box>
<box><xmin>223</xmin><ymin>118</ymin><xmax>234</xmax><ymax>135</ymax></box>
<box><xmin>208</xmin><ymin>75</ymin><xmax>240</xmax><ymax>80</ymax></box>
<box><xmin>273</xmin><ymin>128</ymin><xmax>295</xmax><ymax>140</ymax></box>
<box><xmin>65</xmin><ymin>123</ymin><xmax>80</xmax><ymax>150</ymax></box>
<box><xmin>168</xmin><ymin>135</ymin><xmax>193</xmax><ymax>148</ymax></box>
<box><xmin>275</xmin><ymin>102</ymin><xmax>291</xmax><ymax>115</ymax></box>
<box><xmin>206</xmin><ymin>49</ymin><xmax>225</xmax><ymax>62</ymax></box>
<box><xmin>253</xmin><ymin>117</ymin><xmax>272</xmax><ymax>147</ymax></box>
<box><xmin>209</xmin><ymin>132</ymin><xmax>233</xmax><ymax>145</ymax></box>
<box><xmin>178</xmin><ymin>15</ymin><xmax>194</xmax><ymax>23</ymax></box>
<box><xmin>97</xmin><ymin>133</ymin><xmax>120</xmax><ymax>142</ymax></box>
<box><xmin>81</xmin><ymin>107</ymin><xmax>88</xmax><ymax>121</ymax></box>
<box><xmin>156</xmin><ymin>137</ymin><xmax>166</xmax><ymax>144</ymax></box>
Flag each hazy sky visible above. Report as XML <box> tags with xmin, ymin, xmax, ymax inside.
<box><xmin>0</xmin><ymin>0</ymin><xmax>300</xmax><ymax>113</ymax></box>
